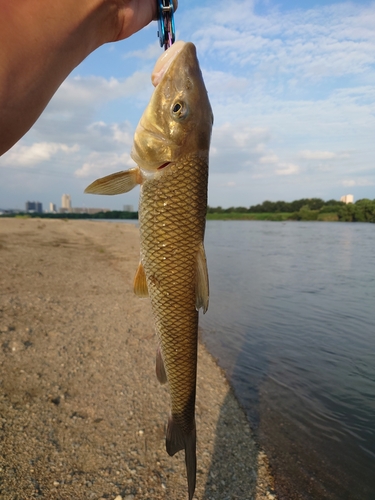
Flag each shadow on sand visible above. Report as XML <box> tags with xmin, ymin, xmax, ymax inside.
<box><xmin>203</xmin><ymin>389</ymin><xmax>262</xmax><ymax>500</ymax></box>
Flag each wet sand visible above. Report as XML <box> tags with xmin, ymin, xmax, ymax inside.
<box><xmin>0</xmin><ymin>218</ymin><xmax>276</xmax><ymax>500</ymax></box>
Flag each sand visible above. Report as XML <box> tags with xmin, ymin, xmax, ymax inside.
<box><xmin>0</xmin><ymin>218</ymin><xmax>276</xmax><ymax>500</ymax></box>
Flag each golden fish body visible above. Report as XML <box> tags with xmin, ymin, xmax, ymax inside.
<box><xmin>140</xmin><ymin>153</ymin><xmax>208</xmax><ymax>455</ymax></box>
<box><xmin>85</xmin><ymin>41</ymin><xmax>213</xmax><ymax>500</ymax></box>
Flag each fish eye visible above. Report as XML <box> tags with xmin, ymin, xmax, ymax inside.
<box><xmin>171</xmin><ymin>101</ymin><xmax>187</xmax><ymax>120</ymax></box>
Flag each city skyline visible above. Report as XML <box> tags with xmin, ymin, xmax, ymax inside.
<box><xmin>3</xmin><ymin>193</ymin><xmax>114</xmax><ymax>214</ymax></box>
<box><xmin>1</xmin><ymin>0</ymin><xmax>374</xmax><ymax>210</ymax></box>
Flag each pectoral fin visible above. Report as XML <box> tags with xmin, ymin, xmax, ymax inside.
<box><xmin>84</xmin><ymin>167</ymin><xmax>141</xmax><ymax>195</ymax></box>
<box><xmin>133</xmin><ymin>261</ymin><xmax>148</xmax><ymax>297</ymax></box>
<box><xmin>195</xmin><ymin>243</ymin><xmax>209</xmax><ymax>313</ymax></box>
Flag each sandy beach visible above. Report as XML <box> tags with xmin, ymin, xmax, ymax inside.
<box><xmin>0</xmin><ymin>218</ymin><xmax>276</xmax><ymax>500</ymax></box>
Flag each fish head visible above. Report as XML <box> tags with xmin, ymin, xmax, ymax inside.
<box><xmin>132</xmin><ymin>41</ymin><xmax>213</xmax><ymax>173</ymax></box>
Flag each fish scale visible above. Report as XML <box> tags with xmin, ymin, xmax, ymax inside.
<box><xmin>139</xmin><ymin>154</ymin><xmax>208</xmax><ymax>434</ymax></box>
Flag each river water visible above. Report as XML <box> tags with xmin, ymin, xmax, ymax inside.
<box><xmin>200</xmin><ymin>221</ymin><xmax>375</xmax><ymax>500</ymax></box>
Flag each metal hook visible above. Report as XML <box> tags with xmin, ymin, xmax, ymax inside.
<box><xmin>157</xmin><ymin>0</ymin><xmax>176</xmax><ymax>50</ymax></box>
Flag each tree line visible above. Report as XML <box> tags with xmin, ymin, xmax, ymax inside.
<box><xmin>335</xmin><ymin>199</ymin><xmax>375</xmax><ymax>222</ymax></box>
<box><xmin>208</xmin><ymin>198</ymin><xmax>342</xmax><ymax>214</ymax></box>
<box><xmin>208</xmin><ymin>198</ymin><xmax>375</xmax><ymax>222</ymax></box>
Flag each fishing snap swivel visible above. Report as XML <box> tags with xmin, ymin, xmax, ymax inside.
<box><xmin>157</xmin><ymin>0</ymin><xmax>176</xmax><ymax>50</ymax></box>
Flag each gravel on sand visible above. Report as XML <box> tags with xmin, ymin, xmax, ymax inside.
<box><xmin>0</xmin><ymin>218</ymin><xmax>276</xmax><ymax>500</ymax></box>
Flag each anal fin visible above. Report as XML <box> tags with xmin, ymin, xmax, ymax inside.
<box><xmin>84</xmin><ymin>167</ymin><xmax>141</xmax><ymax>195</ymax></box>
<box><xmin>133</xmin><ymin>261</ymin><xmax>148</xmax><ymax>297</ymax></box>
<box><xmin>156</xmin><ymin>346</ymin><xmax>167</xmax><ymax>384</ymax></box>
<box><xmin>195</xmin><ymin>242</ymin><xmax>209</xmax><ymax>313</ymax></box>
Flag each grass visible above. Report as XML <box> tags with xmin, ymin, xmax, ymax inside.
<box><xmin>317</xmin><ymin>213</ymin><xmax>339</xmax><ymax>222</ymax></box>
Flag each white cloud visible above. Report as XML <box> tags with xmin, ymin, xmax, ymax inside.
<box><xmin>259</xmin><ymin>154</ymin><xmax>279</xmax><ymax>164</ymax></box>
<box><xmin>53</xmin><ymin>73</ymin><xmax>150</xmax><ymax>108</ymax></box>
<box><xmin>342</xmin><ymin>178</ymin><xmax>375</xmax><ymax>187</ymax></box>
<box><xmin>203</xmin><ymin>70</ymin><xmax>250</xmax><ymax>99</ymax></box>
<box><xmin>233</xmin><ymin>126</ymin><xmax>269</xmax><ymax>148</ymax></box>
<box><xmin>123</xmin><ymin>42</ymin><xmax>161</xmax><ymax>61</ymax></box>
<box><xmin>191</xmin><ymin>1</ymin><xmax>375</xmax><ymax>84</ymax></box>
<box><xmin>342</xmin><ymin>179</ymin><xmax>356</xmax><ymax>187</ymax></box>
<box><xmin>111</xmin><ymin>123</ymin><xmax>133</xmax><ymax>144</ymax></box>
<box><xmin>84</xmin><ymin>121</ymin><xmax>134</xmax><ymax>152</ymax></box>
<box><xmin>74</xmin><ymin>152</ymin><xmax>136</xmax><ymax>179</ymax></box>
<box><xmin>3</xmin><ymin>142</ymin><xmax>79</xmax><ymax>167</ymax></box>
<box><xmin>300</xmin><ymin>150</ymin><xmax>337</xmax><ymax>160</ymax></box>
<box><xmin>275</xmin><ymin>163</ymin><xmax>300</xmax><ymax>176</ymax></box>
<box><xmin>209</xmin><ymin>122</ymin><xmax>272</xmax><ymax>173</ymax></box>
<box><xmin>0</xmin><ymin>72</ymin><xmax>151</xmax><ymax>181</ymax></box>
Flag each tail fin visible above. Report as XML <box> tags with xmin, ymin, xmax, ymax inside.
<box><xmin>166</xmin><ymin>416</ymin><xmax>196</xmax><ymax>500</ymax></box>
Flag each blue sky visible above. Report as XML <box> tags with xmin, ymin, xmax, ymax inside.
<box><xmin>1</xmin><ymin>0</ymin><xmax>375</xmax><ymax>211</ymax></box>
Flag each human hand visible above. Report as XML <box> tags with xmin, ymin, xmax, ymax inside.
<box><xmin>0</xmin><ymin>0</ymin><xmax>178</xmax><ymax>155</ymax></box>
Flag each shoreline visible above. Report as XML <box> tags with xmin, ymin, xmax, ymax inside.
<box><xmin>0</xmin><ymin>218</ymin><xmax>276</xmax><ymax>499</ymax></box>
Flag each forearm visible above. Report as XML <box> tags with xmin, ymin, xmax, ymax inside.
<box><xmin>0</xmin><ymin>0</ymin><xmax>157</xmax><ymax>155</ymax></box>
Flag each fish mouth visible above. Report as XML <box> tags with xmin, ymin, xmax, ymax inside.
<box><xmin>151</xmin><ymin>40</ymin><xmax>187</xmax><ymax>87</ymax></box>
<box><xmin>157</xmin><ymin>162</ymin><xmax>171</xmax><ymax>170</ymax></box>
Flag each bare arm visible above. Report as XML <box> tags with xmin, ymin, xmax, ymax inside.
<box><xmin>0</xmin><ymin>0</ymin><xmax>162</xmax><ymax>156</ymax></box>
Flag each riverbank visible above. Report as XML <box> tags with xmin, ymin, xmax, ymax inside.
<box><xmin>0</xmin><ymin>218</ymin><xmax>276</xmax><ymax>500</ymax></box>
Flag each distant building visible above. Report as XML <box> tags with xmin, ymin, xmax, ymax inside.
<box><xmin>340</xmin><ymin>194</ymin><xmax>354</xmax><ymax>204</ymax></box>
<box><xmin>61</xmin><ymin>194</ymin><xmax>72</xmax><ymax>212</ymax></box>
<box><xmin>25</xmin><ymin>201</ymin><xmax>35</xmax><ymax>212</ymax></box>
<box><xmin>25</xmin><ymin>201</ymin><xmax>43</xmax><ymax>213</ymax></box>
<box><xmin>70</xmin><ymin>207</ymin><xmax>110</xmax><ymax>214</ymax></box>
<box><xmin>49</xmin><ymin>203</ymin><xmax>57</xmax><ymax>213</ymax></box>
<box><xmin>123</xmin><ymin>204</ymin><xmax>134</xmax><ymax>212</ymax></box>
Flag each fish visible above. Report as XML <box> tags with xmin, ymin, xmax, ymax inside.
<box><xmin>84</xmin><ymin>40</ymin><xmax>213</xmax><ymax>499</ymax></box>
